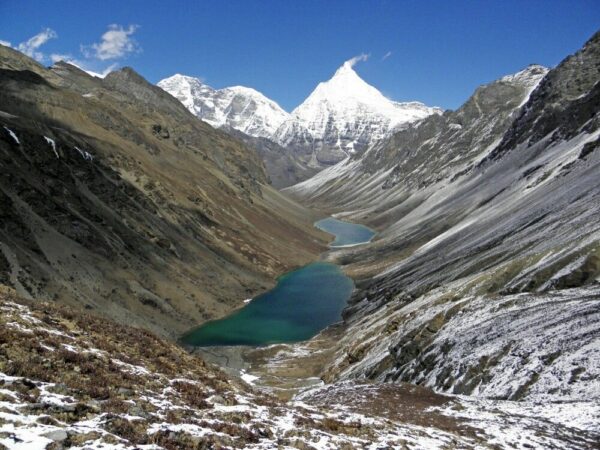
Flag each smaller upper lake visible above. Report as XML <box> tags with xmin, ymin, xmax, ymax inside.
<box><xmin>315</xmin><ymin>217</ymin><xmax>376</xmax><ymax>248</ymax></box>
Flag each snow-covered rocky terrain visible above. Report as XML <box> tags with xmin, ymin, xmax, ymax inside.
<box><xmin>286</xmin><ymin>63</ymin><xmax>549</xmax><ymax>208</ymax></box>
<box><xmin>282</xmin><ymin>30</ymin><xmax>600</xmax><ymax>443</ymax></box>
<box><xmin>274</xmin><ymin>57</ymin><xmax>442</xmax><ymax>166</ymax></box>
<box><xmin>158</xmin><ymin>57</ymin><xmax>441</xmax><ymax>183</ymax></box>
<box><xmin>2</xmin><ymin>292</ymin><xmax>598</xmax><ymax>449</ymax></box>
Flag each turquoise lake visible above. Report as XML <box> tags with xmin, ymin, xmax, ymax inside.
<box><xmin>180</xmin><ymin>218</ymin><xmax>375</xmax><ymax>347</ymax></box>
<box><xmin>315</xmin><ymin>217</ymin><xmax>376</xmax><ymax>247</ymax></box>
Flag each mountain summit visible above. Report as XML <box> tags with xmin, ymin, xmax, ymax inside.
<box><xmin>276</xmin><ymin>58</ymin><xmax>442</xmax><ymax>164</ymax></box>
<box><xmin>158</xmin><ymin>58</ymin><xmax>441</xmax><ymax>171</ymax></box>
<box><xmin>293</xmin><ymin>58</ymin><xmax>439</xmax><ymax>130</ymax></box>
<box><xmin>157</xmin><ymin>74</ymin><xmax>290</xmax><ymax>138</ymax></box>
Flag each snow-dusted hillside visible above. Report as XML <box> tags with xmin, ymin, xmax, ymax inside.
<box><xmin>286</xmin><ymin>32</ymin><xmax>600</xmax><ymax>411</ymax></box>
<box><xmin>287</xmin><ymin>64</ymin><xmax>549</xmax><ymax>207</ymax></box>
<box><xmin>158</xmin><ymin>74</ymin><xmax>290</xmax><ymax>138</ymax></box>
<box><xmin>2</xmin><ymin>294</ymin><xmax>598</xmax><ymax>449</ymax></box>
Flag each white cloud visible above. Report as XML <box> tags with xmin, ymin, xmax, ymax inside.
<box><xmin>345</xmin><ymin>53</ymin><xmax>369</xmax><ymax>68</ymax></box>
<box><xmin>382</xmin><ymin>51</ymin><xmax>392</xmax><ymax>61</ymax></box>
<box><xmin>83</xmin><ymin>24</ymin><xmax>140</xmax><ymax>61</ymax></box>
<box><xmin>4</xmin><ymin>25</ymin><xmax>129</xmax><ymax>77</ymax></box>
<box><xmin>50</xmin><ymin>24</ymin><xmax>138</xmax><ymax>78</ymax></box>
<box><xmin>16</xmin><ymin>28</ymin><xmax>57</xmax><ymax>62</ymax></box>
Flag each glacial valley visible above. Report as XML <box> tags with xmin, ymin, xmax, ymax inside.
<box><xmin>0</xmin><ymin>23</ymin><xmax>599</xmax><ymax>450</ymax></box>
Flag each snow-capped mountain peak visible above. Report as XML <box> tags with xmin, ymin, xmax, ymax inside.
<box><xmin>158</xmin><ymin>74</ymin><xmax>213</xmax><ymax>113</ymax></box>
<box><xmin>292</xmin><ymin>58</ymin><xmax>440</xmax><ymax>129</ymax></box>
<box><xmin>293</xmin><ymin>61</ymin><xmax>392</xmax><ymax>116</ymax></box>
<box><xmin>273</xmin><ymin>57</ymin><xmax>442</xmax><ymax>164</ymax></box>
<box><xmin>159</xmin><ymin>58</ymin><xmax>442</xmax><ymax>168</ymax></box>
<box><xmin>158</xmin><ymin>74</ymin><xmax>290</xmax><ymax>138</ymax></box>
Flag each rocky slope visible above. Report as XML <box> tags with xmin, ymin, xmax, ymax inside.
<box><xmin>286</xmin><ymin>63</ymin><xmax>549</xmax><ymax>220</ymax></box>
<box><xmin>0</xmin><ymin>44</ymin><xmax>328</xmax><ymax>340</ymax></box>
<box><xmin>2</xmin><ymin>290</ymin><xmax>597</xmax><ymax>449</ymax></box>
<box><xmin>286</xmin><ymin>31</ymin><xmax>600</xmax><ymax>414</ymax></box>
<box><xmin>158</xmin><ymin>60</ymin><xmax>441</xmax><ymax>186</ymax></box>
<box><xmin>224</xmin><ymin>128</ymin><xmax>321</xmax><ymax>189</ymax></box>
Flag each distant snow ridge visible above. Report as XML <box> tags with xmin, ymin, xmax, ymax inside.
<box><xmin>500</xmin><ymin>64</ymin><xmax>548</xmax><ymax>89</ymax></box>
<box><xmin>500</xmin><ymin>64</ymin><xmax>549</xmax><ymax>107</ymax></box>
<box><xmin>158</xmin><ymin>59</ymin><xmax>442</xmax><ymax>165</ymax></box>
<box><xmin>157</xmin><ymin>74</ymin><xmax>290</xmax><ymax>138</ymax></box>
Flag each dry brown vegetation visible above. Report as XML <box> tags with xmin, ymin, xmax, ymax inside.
<box><xmin>3</xmin><ymin>290</ymin><xmax>445</xmax><ymax>449</ymax></box>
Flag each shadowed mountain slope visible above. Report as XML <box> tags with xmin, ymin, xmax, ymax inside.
<box><xmin>0</xmin><ymin>44</ymin><xmax>327</xmax><ymax>339</ymax></box>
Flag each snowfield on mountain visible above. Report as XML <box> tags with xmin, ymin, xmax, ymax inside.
<box><xmin>159</xmin><ymin>56</ymin><xmax>442</xmax><ymax>179</ymax></box>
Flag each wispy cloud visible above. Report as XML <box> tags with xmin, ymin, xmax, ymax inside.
<box><xmin>11</xmin><ymin>28</ymin><xmax>58</xmax><ymax>62</ymax></box>
<box><xmin>3</xmin><ymin>23</ymin><xmax>140</xmax><ymax>77</ymax></box>
<box><xmin>345</xmin><ymin>53</ymin><xmax>370</xmax><ymax>68</ymax></box>
<box><xmin>82</xmin><ymin>24</ymin><xmax>140</xmax><ymax>61</ymax></box>
<box><xmin>381</xmin><ymin>51</ymin><xmax>392</xmax><ymax>61</ymax></box>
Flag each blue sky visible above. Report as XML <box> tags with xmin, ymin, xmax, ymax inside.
<box><xmin>1</xmin><ymin>1</ymin><xmax>598</xmax><ymax>111</ymax></box>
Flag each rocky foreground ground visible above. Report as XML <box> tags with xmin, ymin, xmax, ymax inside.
<box><xmin>1</xmin><ymin>289</ymin><xmax>598</xmax><ymax>449</ymax></box>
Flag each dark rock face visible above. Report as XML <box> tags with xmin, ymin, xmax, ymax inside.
<box><xmin>225</xmin><ymin>127</ymin><xmax>320</xmax><ymax>189</ymax></box>
<box><xmin>0</xmin><ymin>46</ymin><xmax>326</xmax><ymax>339</ymax></box>
<box><xmin>484</xmin><ymin>31</ymin><xmax>600</xmax><ymax>164</ymax></box>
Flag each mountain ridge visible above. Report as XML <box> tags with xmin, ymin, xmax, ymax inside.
<box><xmin>284</xmin><ymin>32</ymin><xmax>600</xmax><ymax>409</ymax></box>
<box><xmin>0</xmin><ymin>44</ymin><xmax>328</xmax><ymax>339</ymax></box>
<box><xmin>275</xmin><ymin>60</ymin><xmax>442</xmax><ymax>165</ymax></box>
<box><xmin>158</xmin><ymin>59</ymin><xmax>442</xmax><ymax>183</ymax></box>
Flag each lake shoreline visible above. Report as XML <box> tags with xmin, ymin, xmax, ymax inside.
<box><xmin>180</xmin><ymin>217</ymin><xmax>376</xmax><ymax>348</ymax></box>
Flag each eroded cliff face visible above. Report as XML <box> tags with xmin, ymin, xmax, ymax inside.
<box><xmin>0</xmin><ymin>44</ymin><xmax>327</xmax><ymax>339</ymax></box>
<box><xmin>287</xmin><ymin>33</ymin><xmax>600</xmax><ymax>404</ymax></box>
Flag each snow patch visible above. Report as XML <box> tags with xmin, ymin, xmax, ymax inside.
<box><xmin>75</xmin><ymin>146</ymin><xmax>94</xmax><ymax>161</ymax></box>
<box><xmin>239</xmin><ymin>370</ymin><xmax>259</xmax><ymax>385</ymax></box>
<box><xmin>44</xmin><ymin>136</ymin><xmax>59</xmax><ymax>158</ymax></box>
<box><xmin>3</xmin><ymin>126</ymin><xmax>19</xmax><ymax>144</ymax></box>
